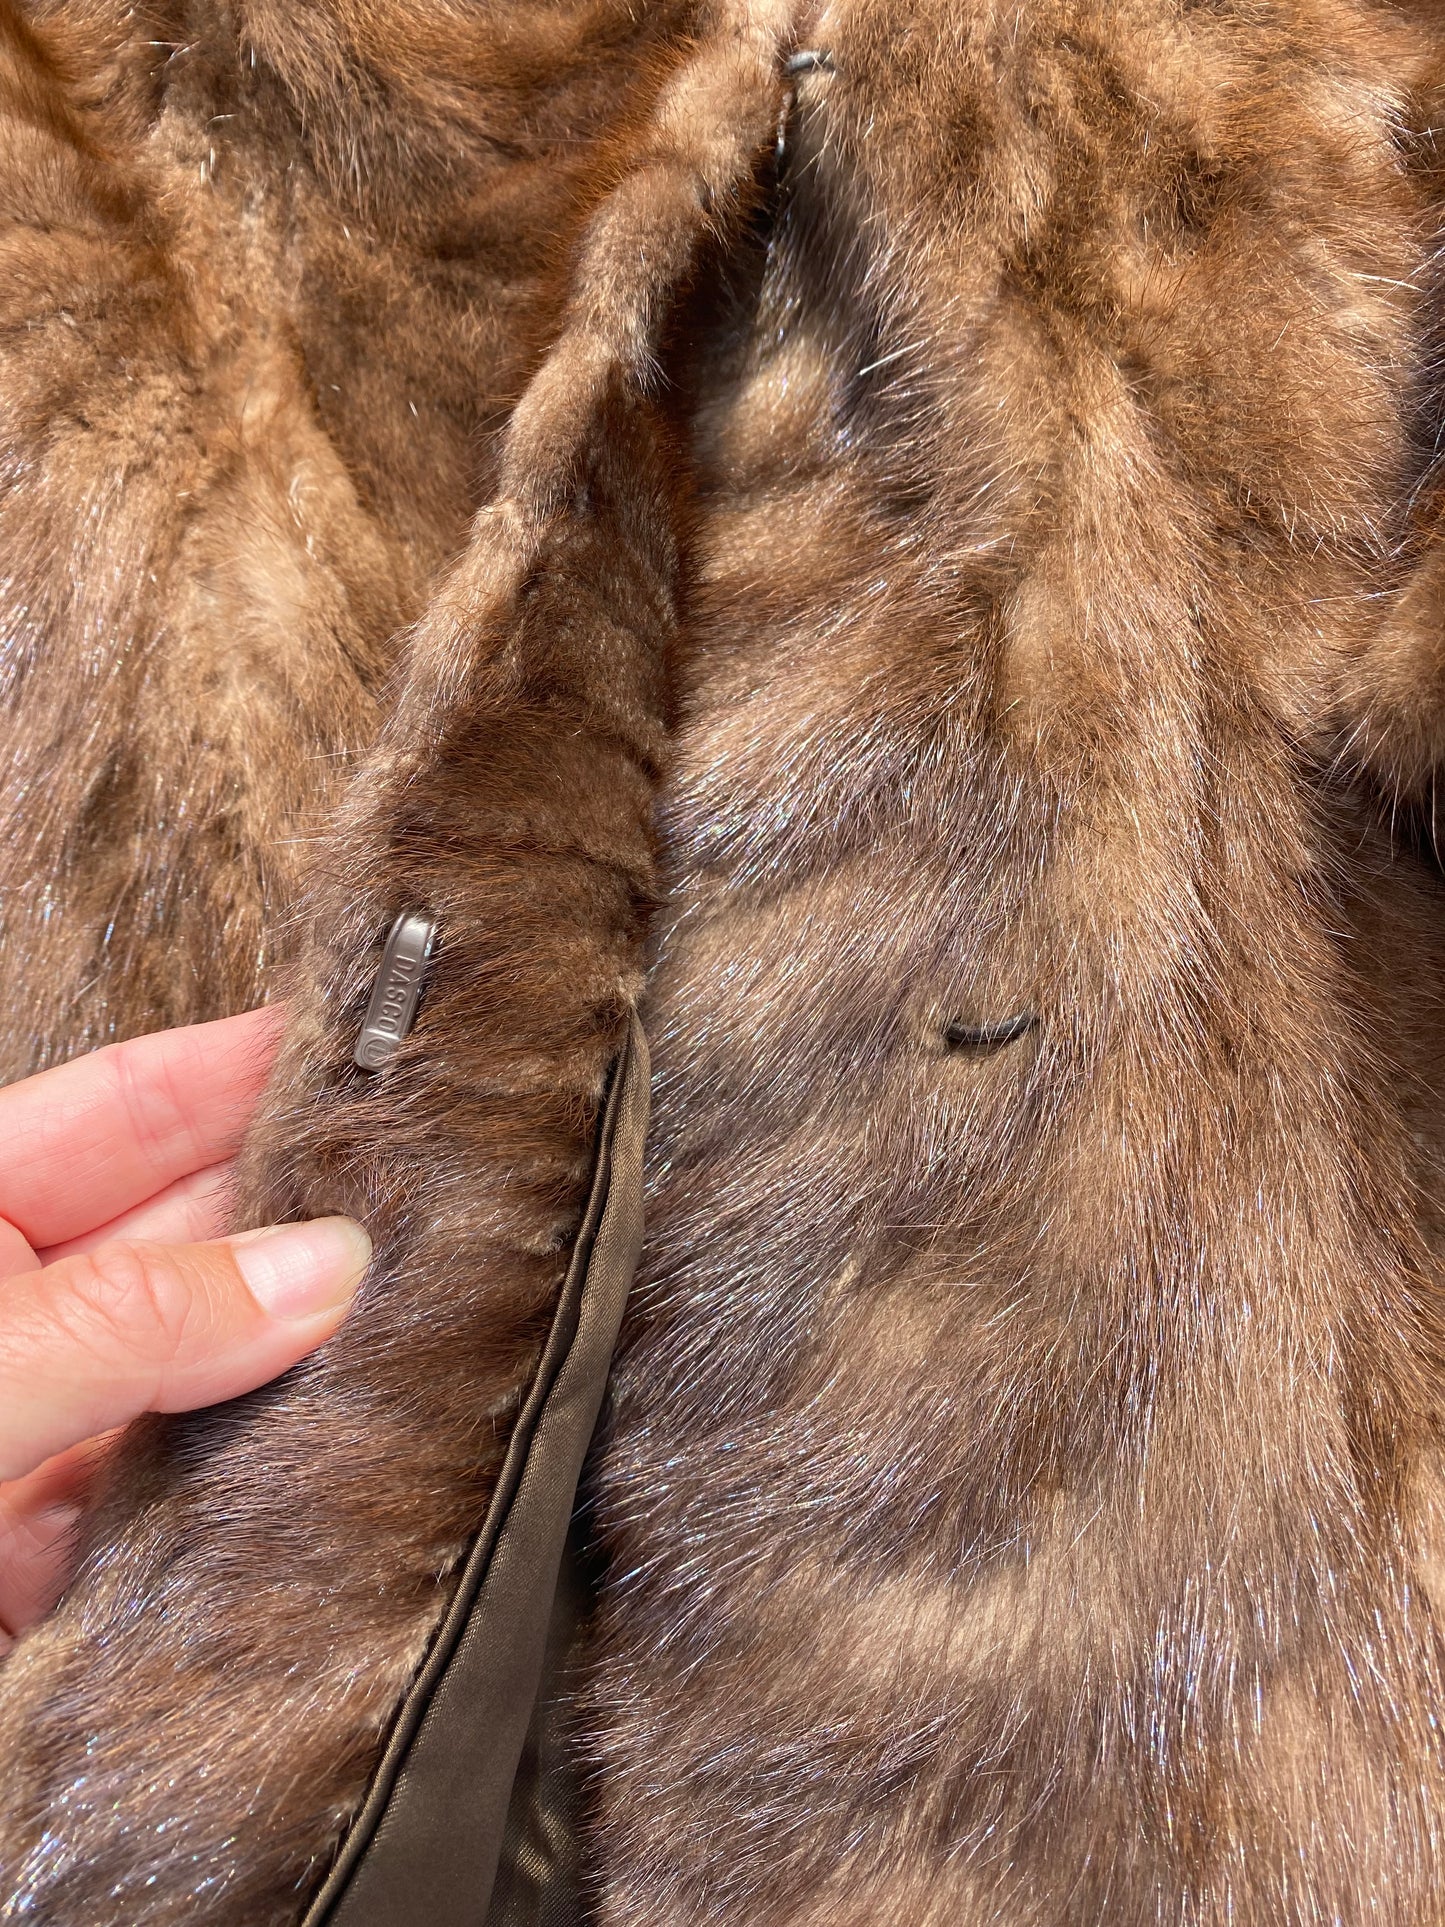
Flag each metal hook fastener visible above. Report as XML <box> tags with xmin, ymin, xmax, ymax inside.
<box><xmin>354</xmin><ymin>912</ymin><xmax>438</xmax><ymax>1070</ymax></box>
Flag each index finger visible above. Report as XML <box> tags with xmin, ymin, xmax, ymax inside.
<box><xmin>0</xmin><ymin>1006</ymin><xmax>284</xmax><ymax>1249</ymax></box>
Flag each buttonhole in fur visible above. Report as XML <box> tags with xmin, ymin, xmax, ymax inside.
<box><xmin>943</xmin><ymin>1012</ymin><xmax>1036</xmax><ymax>1055</ymax></box>
<box><xmin>785</xmin><ymin>49</ymin><xmax>834</xmax><ymax>74</ymax></box>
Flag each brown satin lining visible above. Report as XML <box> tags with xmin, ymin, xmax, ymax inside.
<box><xmin>484</xmin><ymin>1521</ymin><xmax>589</xmax><ymax>1927</ymax></box>
<box><xmin>304</xmin><ymin>1015</ymin><xmax>650</xmax><ymax>1927</ymax></box>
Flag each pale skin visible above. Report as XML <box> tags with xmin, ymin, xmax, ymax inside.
<box><xmin>0</xmin><ymin>1005</ymin><xmax>371</xmax><ymax>1648</ymax></box>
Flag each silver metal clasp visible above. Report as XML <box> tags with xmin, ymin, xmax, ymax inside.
<box><xmin>354</xmin><ymin>912</ymin><xmax>437</xmax><ymax>1070</ymax></box>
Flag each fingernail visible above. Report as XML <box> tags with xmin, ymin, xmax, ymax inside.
<box><xmin>230</xmin><ymin>1217</ymin><xmax>373</xmax><ymax>1322</ymax></box>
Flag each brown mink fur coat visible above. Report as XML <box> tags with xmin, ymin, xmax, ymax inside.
<box><xmin>5</xmin><ymin>0</ymin><xmax>1445</xmax><ymax>1921</ymax></box>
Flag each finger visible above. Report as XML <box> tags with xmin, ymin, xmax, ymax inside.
<box><xmin>0</xmin><ymin>1217</ymin><xmax>371</xmax><ymax>1482</ymax></box>
<box><xmin>0</xmin><ymin>1492</ymin><xmax>78</xmax><ymax>1643</ymax></box>
<box><xmin>0</xmin><ymin>1005</ymin><xmax>284</xmax><ymax>1250</ymax></box>
<box><xmin>38</xmin><ymin>1162</ymin><xmax>236</xmax><ymax>1265</ymax></box>
<box><xmin>2</xmin><ymin>1433</ymin><xmax>116</xmax><ymax>1513</ymax></box>
<box><xmin>0</xmin><ymin>1218</ymin><xmax>40</xmax><ymax>1283</ymax></box>
<box><xmin>0</xmin><ymin>1434</ymin><xmax>118</xmax><ymax>1640</ymax></box>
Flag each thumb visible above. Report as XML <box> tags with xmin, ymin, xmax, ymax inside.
<box><xmin>0</xmin><ymin>1218</ymin><xmax>371</xmax><ymax>1483</ymax></box>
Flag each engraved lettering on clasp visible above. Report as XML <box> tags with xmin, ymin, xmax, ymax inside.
<box><xmin>354</xmin><ymin>913</ymin><xmax>437</xmax><ymax>1070</ymax></box>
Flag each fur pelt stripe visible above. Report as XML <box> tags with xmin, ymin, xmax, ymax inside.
<box><xmin>582</xmin><ymin>4</ymin><xmax>1445</xmax><ymax>1923</ymax></box>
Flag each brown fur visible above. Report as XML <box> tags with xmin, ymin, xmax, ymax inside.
<box><xmin>7</xmin><ymin>0</ymin><xmax>1445</xmax><ymax>1923</ymax></box>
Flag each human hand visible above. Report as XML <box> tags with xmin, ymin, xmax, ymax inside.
<box><xmin>0</xmin><ymin>1007</ymin><xmax>371</xmax><ymax>1648</ymax></box>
